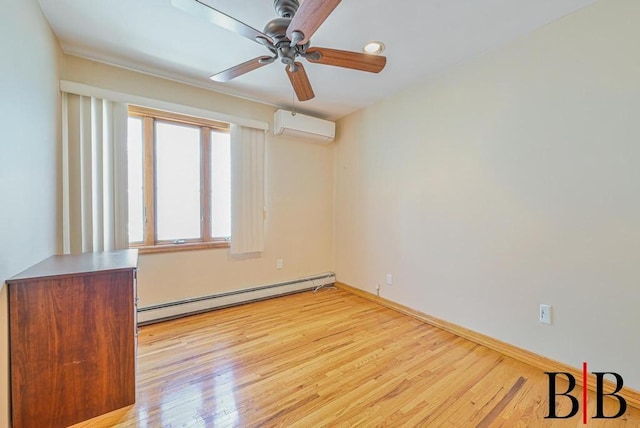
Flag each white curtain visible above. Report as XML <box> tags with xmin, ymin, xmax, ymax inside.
<box><xmin>62</xmin><ymin>93</ymin><xmax>128</xmax><ymax>254</ymax></box>
<box><xmin>230</xmin><ymin>124</ymin><xmax>265</xmax><ymax>254</ymax></box>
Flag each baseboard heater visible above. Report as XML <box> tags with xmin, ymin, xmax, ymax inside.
<box><xmin>137</xmin><ymin>272</ymin><xmax>336</xmax><ymax>325</ymax></box>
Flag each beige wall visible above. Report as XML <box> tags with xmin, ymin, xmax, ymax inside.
<box><xmin>335</xmin><ymin>0</ymin><xmax>640</xmax><ymax>390</ymax></box>
<box><xmin>0</xmin><ymin>0</ymin><xmax>62</xmax><ymax>426</ymax></box>
<box><xmin>62</xmin><ymin>56</ymin><xmax>334</xmax><ymax>307</ymax></box>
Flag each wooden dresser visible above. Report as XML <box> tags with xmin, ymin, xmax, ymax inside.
<box><xmin>7</xmin><ymin>249</ymin><xmax>138</xmax><ymax>428</ymax></box>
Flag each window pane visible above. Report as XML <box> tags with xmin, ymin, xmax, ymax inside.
<box><xmin>127</xmin><ymin>117</ymin><xmax>144</xmax><ymax>243</ymax></box>
<box><xmin>211</xmin><ymin>130</ymin><xmax>231</xmax><ymax>238</ymax></box>
<box><xmin>155</xmin><ymin>121</ymin><xmax>201</xmax><ymax>241</ymax></box>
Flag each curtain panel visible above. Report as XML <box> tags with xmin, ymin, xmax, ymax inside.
<box><xmin>230</xmin><ymin>124</ymin><xmax>265</xmax><ymax>254</ymax></box>
<box><xmin>62</xmin><ymin>93</ymin><xmax>128</xmax><ymax>254</ymax></box>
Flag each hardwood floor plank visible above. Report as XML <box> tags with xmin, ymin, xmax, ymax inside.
<box><xmin>70</xmin><ymin>288</ymin><xmax>640</xmax><ymax>427</ymax></box>
<box><xmin>476</xmin><ymin>376</ymin><xmax>527</xmax><ymax>427</ymax></box>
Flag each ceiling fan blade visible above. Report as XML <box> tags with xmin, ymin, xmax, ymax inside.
<box><xmin>172</xmin><ymin>0</ymin><xmax>273</xmax><ymax>45</ymax></box>
<box><xmin>286</xmin><ymin>0</ymin><xmax>341</xmax><ymax>46</ymax></box>
<box><xmin>286</xmin><ymin>62</ymin><xmax>315</xmax><ymax>101</ymax></box>
<box><xmin>306</xmin><ymin>47</ymin><xmax>387</xmax><ymax>73</ymax></box>
<box><xmin>210</xmin><ymin>56</ymin><xmax>275</xmax><ymax>82</ymax></box>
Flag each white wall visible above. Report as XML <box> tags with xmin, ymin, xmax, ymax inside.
<box><xmin>0</xmin><ymin>0</ymin><xmax>62</xmax><ymax>425</ymax></box>
<box><xmin>62</xmin><ymin>56</ymin><xmax>334</xmax><ymax>307</ymax></box>
<box><xmin>335</xmin><ymin>0</ymin><xmax>640</xmax><ymax>390</ymax></box>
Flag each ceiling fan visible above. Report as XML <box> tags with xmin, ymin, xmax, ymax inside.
<box><xmin>172</xmin><ymin>0</ymin><xmax>387</xmax><ymax>101</ymax></box>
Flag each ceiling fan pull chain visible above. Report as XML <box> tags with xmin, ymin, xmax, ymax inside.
<box><xmin>292</xmin><ymin>88</ymin><xmax>297</xmax><ymax>116</ymax></box>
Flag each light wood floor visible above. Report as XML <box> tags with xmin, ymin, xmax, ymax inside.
<box><xmin>73</xmin><ymin>288</ymin><xmax>639</xmax><ymax>427</ymax></box>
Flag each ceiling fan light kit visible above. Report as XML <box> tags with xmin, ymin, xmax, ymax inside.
<box><xmin>174</xmin><ymin>0</ymin><xmax>387</xmax><ymax>102</ymax></box>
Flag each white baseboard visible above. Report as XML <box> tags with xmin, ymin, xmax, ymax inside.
<box><xmin>137</xmin><ymin>273</ymin><xmax>335</xmax><ymax>324</ymax></box>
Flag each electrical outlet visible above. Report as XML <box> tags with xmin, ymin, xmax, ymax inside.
<box><xmin>539</xmin><ymin>304</ymin><xmax>552</xmax><ymax>325</ymax></box>
<box><xmin>375</xmin><ymin>284</ymin><xmax>380</xmax><ymax>296</ymax></box>
<box><xmin>276</xmin><ymin>259</ymin><xmax>283</xmax><ymax>269</ymax></box>
<box><xmin>386</xmin><ymin>274</ymin><xmax>393</xmax><ymax>286</ymax></box>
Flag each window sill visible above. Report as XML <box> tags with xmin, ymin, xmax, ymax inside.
<box><xmin>131</xmin><ymin>241</ymin><xmax>230</xmax><ymax>255</ymax></box>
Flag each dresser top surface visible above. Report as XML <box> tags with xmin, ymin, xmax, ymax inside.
<box><xmin>7</xmin><ymin>249</ymin><xmax>138</xmax><ymax>283</ymax></box>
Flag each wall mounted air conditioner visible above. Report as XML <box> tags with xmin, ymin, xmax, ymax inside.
<box><xmin>273</xmin><ymin>109</ymin><xmax>335</xmax><ymax>143</ymax></box>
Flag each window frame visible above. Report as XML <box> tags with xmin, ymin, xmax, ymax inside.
<box><xmin>127</xmin><ymin>105</ymin><xmax>231</xmax><ymax>254</ymax></box>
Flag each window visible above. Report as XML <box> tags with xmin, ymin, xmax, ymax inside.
<box><xmin>127</xmin><ymin>106</ymin><xmax>231</xmax><ymax>253</ymax></box>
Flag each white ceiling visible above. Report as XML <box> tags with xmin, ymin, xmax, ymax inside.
<box><xmin>38</xmin><ymin>0</ymin><xmax>597</xmax><ymax>121</ymax></box>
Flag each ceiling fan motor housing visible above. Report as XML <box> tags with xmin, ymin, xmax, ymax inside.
<box><xmin>263</xmin><ymin>17</ymin><xmax>292</xmax><ymax>45</ymax></box>
<box><xmin>263</xmin><ymin>15</ymin><xmax>302</xmax><ymax>67</ymax></box>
